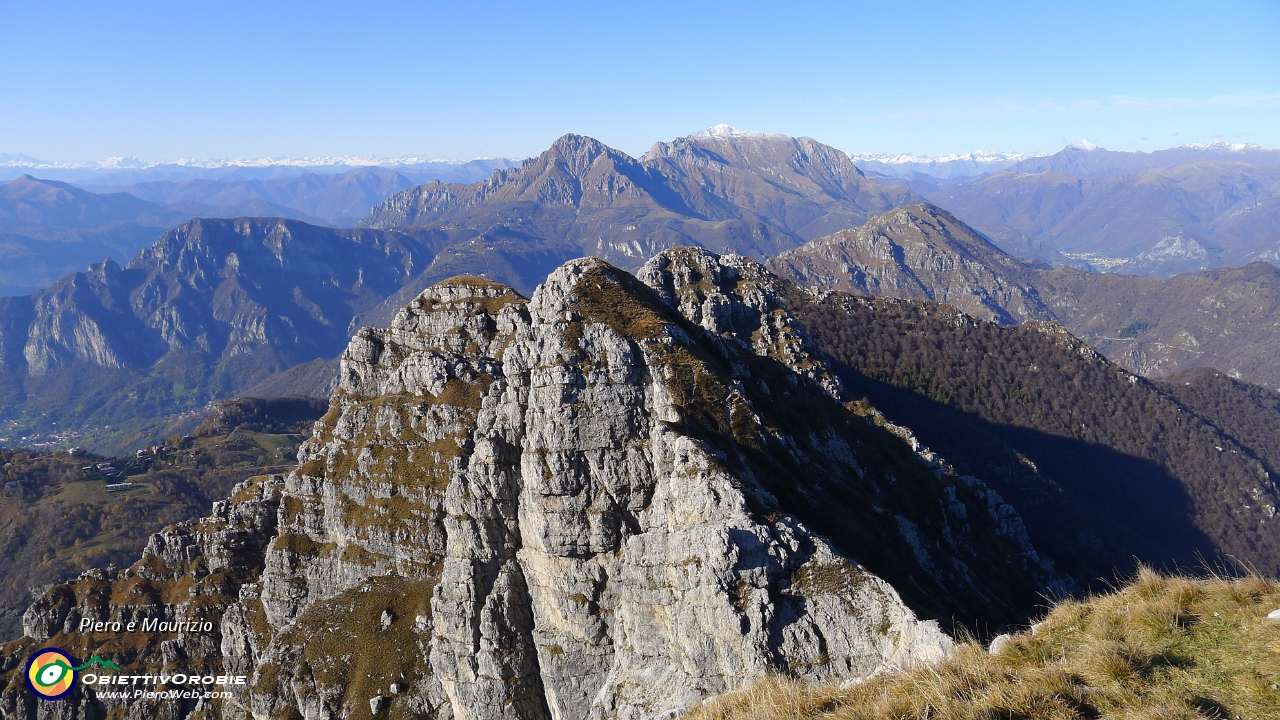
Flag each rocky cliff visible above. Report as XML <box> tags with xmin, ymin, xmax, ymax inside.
<box><xmin>1</xmin><ymin>249</ymin><xmax>1054</xmax><ymax>719</ymax></box>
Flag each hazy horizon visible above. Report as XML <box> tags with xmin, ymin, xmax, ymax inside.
<box><xmin>3</xmin><ymin>132</ymin><xmax>1275</xmax><ymax>172</ymax></box>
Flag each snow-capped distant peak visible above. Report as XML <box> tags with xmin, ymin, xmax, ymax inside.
<box><xmin>0</xmin><ymin>153</ymin><xmax>46</xmax><ymax>167</ymax></box>
<box><xmin>1067</xmin><ymin>139</ymin><xmax>1100</xmax><ymax>151</ymax></box>
<box><xmin>98</xmin><ymin>157</ymin><xmax>149</xmax><ymax>169</ymax></box>
<box><xmin>849</xmin><ymin>150</ymin><xmax>1045</xmax><ymax>164</ymax></box>
<box><xmin>1180</xmin><ymin>141</ymin><xmax>1277</xmax><ymax>153</ymax></box>
<box><xmin>695</xmin><ymin>124</ymin><xmax>786</xmax><ymax>141</ymax></box>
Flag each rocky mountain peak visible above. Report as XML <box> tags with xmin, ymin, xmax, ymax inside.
<box><xmin>543</xmin><ymin>132</ymin><xmax>632</xmax><ymax>171</ymax></box>
<box><xmin>358</xmin><ymin>129</ymin><xmax>922</xmax><ymax>271</ymax></box>
<box><xmin>641</xmin><ymin>125</ymin><xmax>852</xmax><ymax>175</ymax></box>
<box><xmin>5</xmin><ymin>249</ymin><xmax>1058</xmax><ymax>719</ymax></box>
<box><xmin>770</xmin><ymin>202</ymin><xmax>1053</xmax><ymax>325</ymax></box>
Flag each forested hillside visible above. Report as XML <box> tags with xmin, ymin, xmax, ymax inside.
<box><xmin>787</xmin><ymin>292</ymin><xmax>1280</xmax><ymax>587</ymax></box>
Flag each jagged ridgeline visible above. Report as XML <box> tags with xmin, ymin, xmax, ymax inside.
<box><xmin>3</xmin><ymin>249</ymin><xmax>1058</xmax><ymax>719</ymax></box>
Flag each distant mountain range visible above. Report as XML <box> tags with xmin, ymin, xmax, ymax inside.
<box><xmin>850</xmin><ymin>150</ymin><xmax>1045</xmax><ymax>179</ymax></box>
<box><xmin>0</xmin><ymin>154</ymin><xmax>518</xmax><ymax>185</ymax></box>
<box><xmin>1003</xmin><ymin>140</ymin><xmax>1280</xmax><ymax>175</ymax></box>
<box><xmin>922</xmin><ymin>143</ymin><xmax>1280</xmax><ymax>276</ymax></box>
<box><xmin>94</xmin><ymin>167</ymin><xmax>418</xmax><ymax>226</ymax></box>
<box><xmin>4</xmin><ymin>128</ymin><xmax>1280</xmax><ymax>451</ymax></box>
<box><xmin>849</xmin><ymin>140</ymin><xmax>1280</xmax><ymax>181</ymax></box>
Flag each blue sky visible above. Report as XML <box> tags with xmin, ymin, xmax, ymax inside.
<box><xmin>1</xmin><ymin>0</ymin><xmax>1276</xmax><ymax>162</ymax></box>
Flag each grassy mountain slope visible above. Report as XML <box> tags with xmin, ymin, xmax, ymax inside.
<box><xmin>689</xmin><ymin>568</ymin><xmax>1280</xmax><ymax>720</ymax></box>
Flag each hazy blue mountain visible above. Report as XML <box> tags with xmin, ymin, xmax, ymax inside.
<box><xmin>0</xmin><ymin>174</ymin><xmax>182</xmax><ymax>228</ymax></box>
<box><xmin>108</xmin><ymin>167</ymin><xmax>417</xmax><ymax>226</ymax></box>
<box><xmin>0</xmin><ymin>156</ymin><xmax>519</xmax><ymax>185</ymax></box>
<box><xmin>851</xmin><ymin>150</ymin><xmax>1043</xmax><ymax>179</ymax></box>
<box><xmin>0</xmin><ymin>176</ymin><xmax>202</xmax><ymax>296</ymax></box>
<box><xmin>929</xmin><ymin>153</ymin><xmax>1280</xmax><ymax>276</ymax></box>
<box><xmin>0</xmin><ymin>225</ymin><xmax>170</xmax><ymax>297</ymax></box>
<box><xmin>1005</xmin><ymin>141</ymin><xmax>1280</xmax><ymax>177</ymax></box>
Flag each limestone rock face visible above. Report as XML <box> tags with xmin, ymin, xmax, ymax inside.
<box><xmin>770</xmin><ymin>203</ymin><xmax>1053</xmax><ymax>325</ymax></box>
<box><xmin>3</xmin><ymin>251</ymin><xmax>1055</xmax><ymax>720</ymax></box>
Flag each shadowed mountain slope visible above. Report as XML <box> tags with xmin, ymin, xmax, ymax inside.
<box><xmin>1158</xmin><ymin>367</ymin><xmax>1280</xmax><ymax>482</ymax></box>
<box><xmin>788</xmin><ymin>293</ymin><xmax>1280</xmax><ymax>587</ymax></box>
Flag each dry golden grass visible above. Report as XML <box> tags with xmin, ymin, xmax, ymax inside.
<box><xmin>689</xmin><ymin>568</ymin><xmax>1280</xmax><ymax>720</ymax></box>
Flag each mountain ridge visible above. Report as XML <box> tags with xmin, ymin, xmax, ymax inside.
<box><xmin>771</xmin><ymin>202</ymin><xmax>1280</xmax><ymax>389</ymax></box>
<box><xmin>360</xmin><ymin>128</ymin><xmax>922</xmax><ymax>269</ymax></box>
<box><xmin>928</xmin><ymin>159</ymin><xmax>1280</xmax><ymax>276</ymax></box>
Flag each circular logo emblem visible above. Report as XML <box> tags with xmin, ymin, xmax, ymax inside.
<box><xmin>26</xmin><ymin>648</ymin><xmax>77</xmax><ymax>700</ymax></box>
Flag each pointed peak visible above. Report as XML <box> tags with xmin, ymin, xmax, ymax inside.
<box><xmin>1067</xmin><ymin>139</ymin><xmax>1101</xmax><ymax>151</ymax></box>
<box><xmin>539</xmin><ymin>134</ymin><xmax>632</xmax><ymax>166</ymax></box>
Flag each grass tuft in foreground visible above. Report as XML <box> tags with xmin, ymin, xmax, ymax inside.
<box><xmin>689</xmin><ymin>568</ymin><xmax>1280</xmax><ymax>720</ymax></box>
